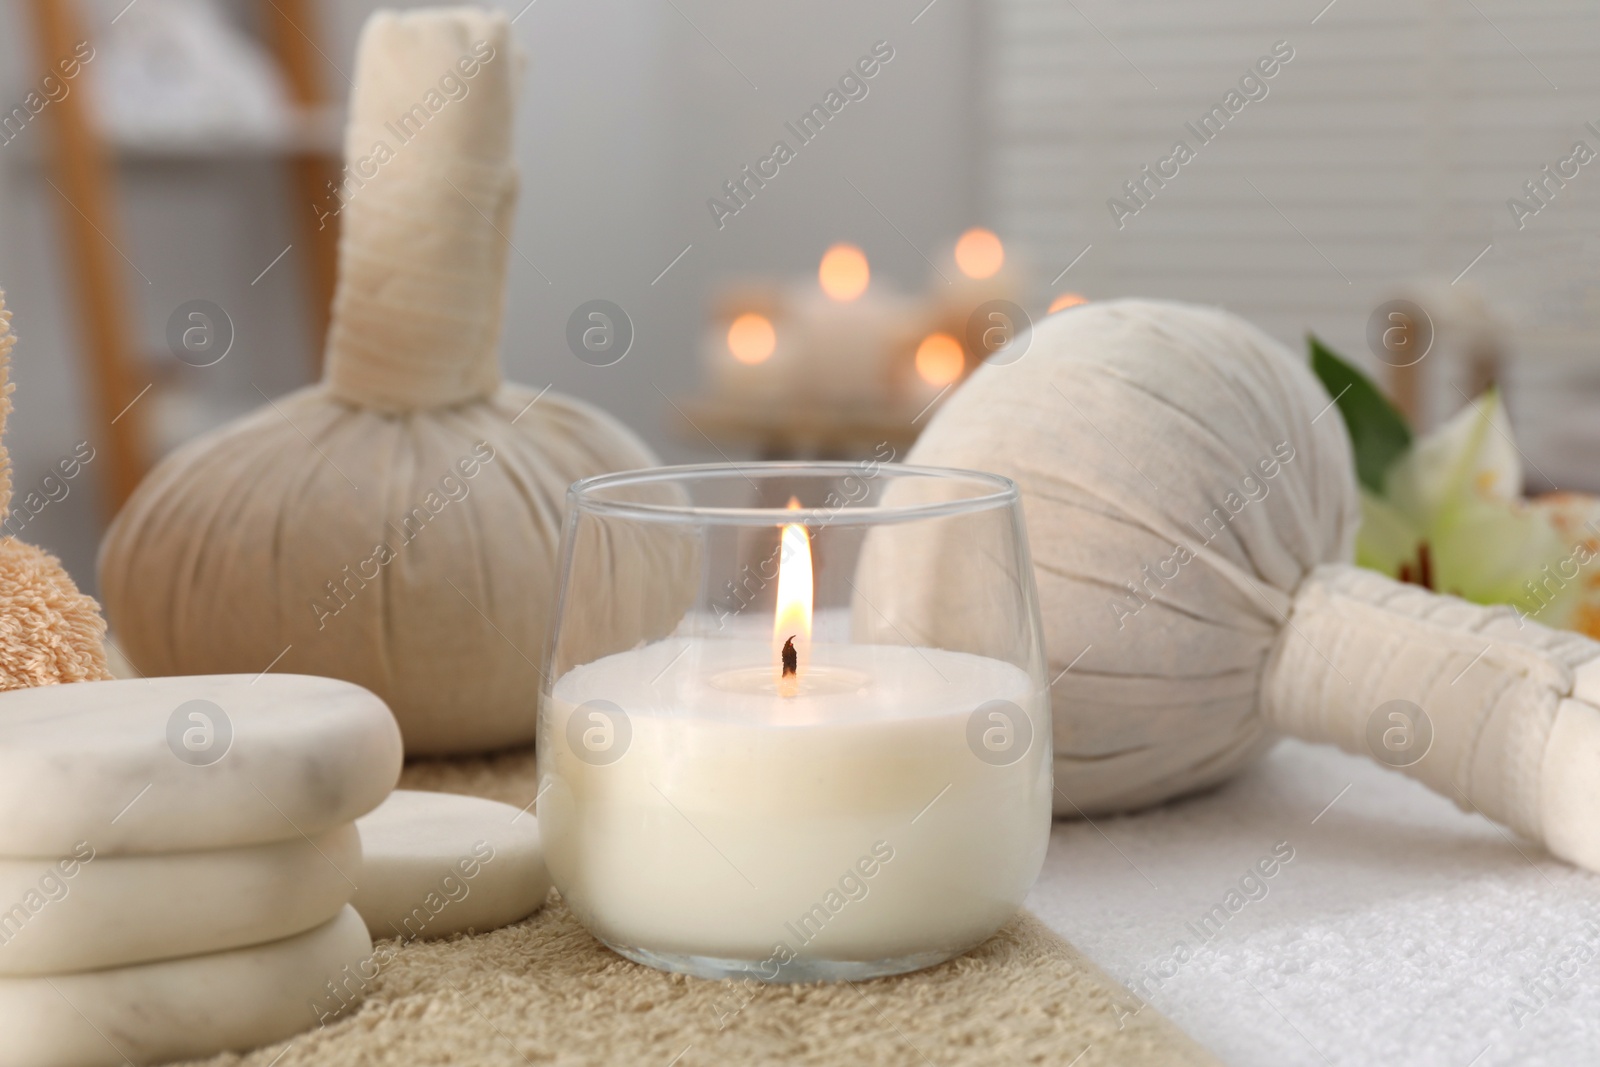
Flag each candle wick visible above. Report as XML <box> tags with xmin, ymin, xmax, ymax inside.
<box><xmin>782</xmin><ymin>636</ymin><xmax>798</xmax><ymax>679</ymax></box>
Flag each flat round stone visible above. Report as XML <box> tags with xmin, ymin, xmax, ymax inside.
<box><xmin>0</xmin><ymin>675</ymin><xmax>402</xmax><ymax>856</ymax></box>
<box><xmin>0</xmin><ymin>906</ymin><xmax>372</xmax><ymax>1067</ymax></box>
<box><xmin>0</xmin><ymin>824</ymin><xmax>358</xmax><ymax>975</ymax></box>
<box><xmin>353</xmin><ymin>790</ymin><xmax>550</xmax><ymax>940</ymax></box>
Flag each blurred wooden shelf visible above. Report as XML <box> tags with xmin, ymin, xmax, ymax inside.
<box><xmin>27</xmin><ymin>0</ymin><xmax>341</xmax><ymax>520</ymax></box>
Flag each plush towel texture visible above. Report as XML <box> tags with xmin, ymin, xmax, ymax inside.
<box><xmin>1027</xmin><ymin>737</ymin><xmax>1600</xmax><ymax>1067</ymax></box>
<box><xmin>171</xmin><ymin>748</ymin><xmax>1219</xmax><ymax>1067</ymax></box>
<box><xmin>0</xmin><ymin>291</ymin><xmax>110</xmax><ymax>689</ymax></box>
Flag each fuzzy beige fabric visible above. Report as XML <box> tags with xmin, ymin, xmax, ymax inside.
<box><xmin>400</xmin><ymin>743</ymin><xmax>540</xmax><ymax>808</ymax></box>
<box><xmin>0</xmin><ymin>538</ymin><xmax>113</xmax><ymax>688</ymax></box>
<box><xmin>173</xmin><ymin>749</ymin><xmax>1217</xmax><ymax>1067</ymax></box>
<box><xmin>0</xmin><ymin>291</ymin><xmax>110</xmax><ymax>689</ymax></box>
<box><xmin>181</xmin><ymin>899</ymin><xmax>1218</xmax><ymax>1067</ymax></box>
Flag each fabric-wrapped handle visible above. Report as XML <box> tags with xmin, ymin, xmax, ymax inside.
<box><xmin>1263</xmin><ymin>562</ymin><xmax>1600</xmax><ymax>872</ymax></box>
<box><xmin>323</xmin><ymin>8</ymin><xmax>516</xmax><ymax>411</ymax></box>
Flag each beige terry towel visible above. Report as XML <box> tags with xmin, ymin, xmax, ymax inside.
<box><xmin>177</xmin><ymin>747</ymin><xmax>1220</xmax><ymax>1067</ymax></box>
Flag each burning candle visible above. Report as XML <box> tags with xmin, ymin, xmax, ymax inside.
<box><xmin>704</xmin><ymin>288</ymin><xmax>791</xmax><ymax>402</ymax></box>
<box><xmin>786</xmin><ymin>244</ymin><xmax>921</xmax><ymax>407</ymax></box>
<box><xmin>903</xmin><ymin>331</ymin><xmax>968</xmax><ymax>413</ymax></box>
<box><xmin>939</xmin><ymin>227</ymin><xmax>1022</xmax><ymax>314</ymax></box>
<box><xmin>727</xmin><ymin>313</ymin><xmax>778</xmax><ymax>366</ymax></box>
<box><xmin>914</xmin><ymin>332</ymin><xmax>966</xmax><ymax>387</ymax></box>
<box><xmin>953</xmin><ymin>228</ymin><xmax>1005</xmax><ymax>280</ymax></box>
<box><xmin>818</xmin><ymin>243</ymin><xmax>871</xmax><ymax>301</ymax></box>
<box><xmin>539</xmin><ymin>464</ymin><xmax>1052</xmax><ymax>982</ymax></box>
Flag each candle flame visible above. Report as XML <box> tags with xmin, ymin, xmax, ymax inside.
<box><xmin>915</xmin><ymin>332</ymin><xmax>965</xmax><ymax>387</ymax></box>
<box><xmin>774</xmin><ymin>496</ymin><xmax>812</xmax><ymax>696</ymax></box>
<box><xmin>819</xmin><ymin>244</ymin><xmax>870</xmax><ymax>302</ymax></box>
<box><xmin>728</xmin><ymin>312</ymin><xmax>777</xmax><ymax>365</ymax></box>
<box><xmin>954</xmin><ymin>227</ymin><xmax>1004</xmax><ymax>280</ymax></box>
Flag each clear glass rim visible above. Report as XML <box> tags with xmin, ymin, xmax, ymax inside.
<box><xmin>567</xmin><ymin>462</ymin><xmax>1019</xmax><ymax>526</ymax></box>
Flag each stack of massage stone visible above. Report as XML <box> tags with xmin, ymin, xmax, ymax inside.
<box><xmin>0</xmin><ymin>674</ymin><xmax>403</xmax><ymax>1067</ymax></box>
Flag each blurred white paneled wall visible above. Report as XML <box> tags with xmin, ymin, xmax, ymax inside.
<box><xmin>988</xmin><ymin>0</ymin><xmax>1600</xmax><ymax>489</ymax></box>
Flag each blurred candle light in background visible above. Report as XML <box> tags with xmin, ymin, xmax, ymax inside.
<box><xmin>1047</xmin><ymin>292</ymin><xmax>1088</xmax><ymax>314</ymax></box>
<box><xmin>953</xmin><ymin>228</ymin><xmax>1005</xmax><ymax>280</ymax></box>
<box><xmin>727</xmin><ymin>312</ymin><xmax>777</xmax><ymax>366</ymax></box>
<box><xmin>915</xmin><ymin>332</ymin><xmax>965</xmax><ymax>387</ymax></box>
<box><xmin>819</xmin><ymin>243</ymin><xmax>871</xmax><ymax>302</ymax></box>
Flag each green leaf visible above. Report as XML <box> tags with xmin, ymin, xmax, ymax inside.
<box><xmin>1308</xmin><ymin>334</ymin><xmax>1413</xmax><ymax>494</ymax></box>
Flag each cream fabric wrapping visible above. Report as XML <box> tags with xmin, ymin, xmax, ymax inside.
<box><xmin>904</xmin><ymin>299</ymin><xmax>1361</xmax><ymax>815</ymax></box>
<box><xmin>98</xmin><ymin>9</ymin><xmax>687</xmax><ymax>755</ymax></box>
<box><xmin>901</xmin><ymin>299</ymin><xmax>1600</xmax><ymax>872</ymax></box>
<box><xmin>1264</xmin><ymin>563</ymin><xmax>1594</xmax><ymax>842</ymax></box>
<box><xmin>325</xmin><ymin>10</ymin><xmax>514</xmax><ymax>410</ymax></box>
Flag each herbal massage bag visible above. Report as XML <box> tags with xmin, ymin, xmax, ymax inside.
<box><xmin>98</xmin><ymin>9</ymin><xmax>684</xmax><ymax>755</ymax></box>
<box><xmin>873</xmin><ymin>299</ymin><xmax>1600</xmax><ymax>873</ymax></box>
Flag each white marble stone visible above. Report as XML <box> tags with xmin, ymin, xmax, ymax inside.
<box><xmin>0</xmin><ymin>674</ymin><xmax>402</xmax><ymax>856</ymax></box>
<box><xmin>0</xmin><ymin>905</ymin><xmax>372</xmax><ymax>1067</ymax></box>
<box><xmin>353</xmin><ymin>790</ymin><xmax>550</xmax><ymax>940</ymax></box>
<box><xmin>0</xmin><ymin>824</ymin><xmax>359</xmax><ymax>975</ymax></box>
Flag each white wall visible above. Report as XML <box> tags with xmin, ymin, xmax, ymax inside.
<box><xmin>989</xmin><ymin>0</ymin><xmax>1600</xmax><ymax>490</ymax></box>
<box><xmin>0</xmin><ymin>0</ymin><xmax>980</xmax><ymax>593</ymax></box>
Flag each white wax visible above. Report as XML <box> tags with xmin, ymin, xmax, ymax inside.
<box><xmin>787</xmin><ymin>289</ymin><xmax>921</xmax><ymax>404</ymax></box>
<box><xmin>540</xmin><ymin>639</ymin><xmax>1051</xmax><ymax>966</ymax></box>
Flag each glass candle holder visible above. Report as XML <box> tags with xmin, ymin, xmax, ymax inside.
<box><xmin>538</xmin><ymin>461</ymin><xmax>1051</xmax><ymax>982</ymax></box>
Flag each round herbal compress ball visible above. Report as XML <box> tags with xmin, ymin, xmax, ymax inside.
<box><xmin>886</xmin><ymin>299</ymin><xmax>1360</xmax><ymax>813</ymax></box>
<box><xmin>99</xmin><ymin>9</ymin><xmax>684</xmax><ymax>754</ymax></box>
